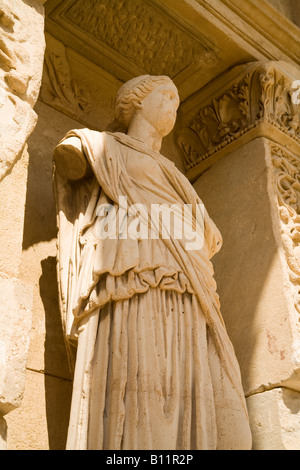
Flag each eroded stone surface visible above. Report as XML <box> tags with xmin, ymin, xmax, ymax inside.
<box><xmin>0</xmin><ymin>0</ymin><xmax>45</xmax><ymax>181</ymax></box>
<box><xmin>2</xmin><ymin>0</ymin><xmax>300</xmax><ymax>453</ymax></box>
<box><xmin>247</xmin><ymin>388</ymin><xmax>300</xmax><ymax>450</ymax></box>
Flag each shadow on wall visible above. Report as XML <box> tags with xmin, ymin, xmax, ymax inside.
<box><xmin>22</xmin><ymin>142</ymin><xmax>57</xmax><ymax>250</ymax></box>
<box><xmin>39</xmin><ymin>256</ymin><xmax>72</xmax><ymax>450</ymax></box>
<box><xmin>21</xmin><ymin>101</ymin><xmax>81</xmax><ymax>449</ymax></box>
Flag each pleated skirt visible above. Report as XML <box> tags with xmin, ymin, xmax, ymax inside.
<box><xmin>75</xmin><ymin>288</ymin><xmax>251</xmax><ymax>450</ymax></box>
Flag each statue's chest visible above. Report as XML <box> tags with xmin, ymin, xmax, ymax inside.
<box><xmin>125</xmin><ymin>149</ymin><xmax>163</xmax><ymax>181</ymax></box>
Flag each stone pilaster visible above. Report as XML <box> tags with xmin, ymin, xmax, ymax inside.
<box><xmin>178</xmin><ymin>61</ymin><xmax>300</xmax><ymax>449</ymax></box>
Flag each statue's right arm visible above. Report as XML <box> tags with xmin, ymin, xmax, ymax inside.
<box><xmin>53</xmin><ymin>135</ymin><xmax>89</xmax><ymax>181</ymax></box>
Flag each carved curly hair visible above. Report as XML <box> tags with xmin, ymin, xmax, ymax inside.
<box><xmin>107</xmin><ymin>75</ymin><xmax>177</xmax><ymax>133</ymax></box>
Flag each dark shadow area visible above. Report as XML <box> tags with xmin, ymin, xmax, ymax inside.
<box><xmin>290</xmin><ymin>0</ymin><xmax>300</xmax><ymax>27</ymax></box>
<box><xmin>282</xmin><ymin>388</ymin><xmax>300</xmax><ymax>414</ymax></box>
<box><xmin>22</xmin><ymin>118</ymin><xmax>58</xmax><ymax>250</ymax></box>
<box><xmin>40</xmin><ymin>256</ymin><xmax>72</xmax><ymax>450</ymax></box>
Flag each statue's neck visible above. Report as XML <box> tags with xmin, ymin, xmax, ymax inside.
<box><xmin>127</xmin><ymin>114</ymin><xmax>162</xmax><ymax>153</ymax></box>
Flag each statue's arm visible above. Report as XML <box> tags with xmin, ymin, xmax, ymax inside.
<box><xmin>53</xmin><ymin>135</ymin><xmax>90</xmax><ymax>180</ymax></box>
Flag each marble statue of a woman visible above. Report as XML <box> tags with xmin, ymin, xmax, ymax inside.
<box><xmin>53</xmin><ymin>75</ymin><xmax>252</xmax><ymax>450</ymax></box>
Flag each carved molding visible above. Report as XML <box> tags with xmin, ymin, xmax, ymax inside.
<box><xmin>177</xmin><ymin>62</ymin><xmax>300</xmax><ymax>178</ymax></box>
<box><xmin>196</xmin><ymin>0</ymin><xmax>300</xmax><ymax>66</ymax></box>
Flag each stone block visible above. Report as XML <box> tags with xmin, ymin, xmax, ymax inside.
<box><xmin>0</xmin><ymin>276</ymin><xmax>33</xmax><ymax>415</ymax></box>
<box><xmin>0</xmin><ymin>150</ymin><xmax>29</xmax><ymax>278</ymax></box>
<box><xmin>194</xmin><ymin>138</ymin><xmax>300</xmax><ymax>395</ymax></box>
<box><xmin>247</xmin><ymin>388</ymin><xmax>300</xmax><ymax>450</ymax></box>
<box><xmin>6</xmin><ymin>369</ymin><xmax>72</xmax><ymax>450</ymax></box>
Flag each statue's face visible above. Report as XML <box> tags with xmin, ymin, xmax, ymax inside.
<box><xmin>139</xmin><ymin>83</ymin><xmax>180</xmax><ymax>137</ymax></box>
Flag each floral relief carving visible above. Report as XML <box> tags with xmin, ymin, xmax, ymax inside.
<box><xmin>177</xmin><ymin>63</ymin><xmax>300</xmax><ymax>172</ymax></box>
<box><xmin>41</xmin><ymin>39</ymin><xmax>92</xmax><ymax>118</ymax></box>
<box><xmin>270</xmin><ymin>143</ymin><xmax>300</xmax><ymax>319</ymax></box>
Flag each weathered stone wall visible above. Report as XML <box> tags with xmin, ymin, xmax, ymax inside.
<box><xmin>0</xmin><ymin>0</ymin><xmax>45</xmax><ymax>449</ymax></box>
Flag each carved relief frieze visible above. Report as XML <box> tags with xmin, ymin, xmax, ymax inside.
<box><xmin>64</xmin><ymin>0</ymin><xmax>207</xmax><ymax>77</ymax></box>
<box><xmin>46</xmin><ymin>0</ymin><xmax>217</xmax><ymax>85</ymax></box>
<box><xmin>177</xmin><ymin>62</ymin><xmax>300</xmax><ymax>175</ymax></box>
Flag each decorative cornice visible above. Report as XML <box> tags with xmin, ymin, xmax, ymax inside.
<box><xmin>196</xmin><ymin>0</ymin><xmax>300</xmax><ymax>66</ymax></box>
<box><xmin>177</xmin><ymin>62</ymin><xmax>300</xmax><ymax>181</ymax></box>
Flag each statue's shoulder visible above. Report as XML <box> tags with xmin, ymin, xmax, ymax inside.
<box><xmin>74</xmin><ymin>128</ymin><xmax>106</xmax><ymax>141</ymax></box>
<box><xmin>82</xmin><ymin>129</ymin><xmax>123</xmax><ymax>148</ymax></box>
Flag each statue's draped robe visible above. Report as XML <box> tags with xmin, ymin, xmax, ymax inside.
<box><xmin>53</xmin><ymin>130</ymin><xmax>251</xmax><ymax>450</ymax></box>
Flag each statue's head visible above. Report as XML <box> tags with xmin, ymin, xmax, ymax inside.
<box><xmin>108</xmin><ymin>75</ymin><xmax>179</xmax><ymax>135</ymax></box>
